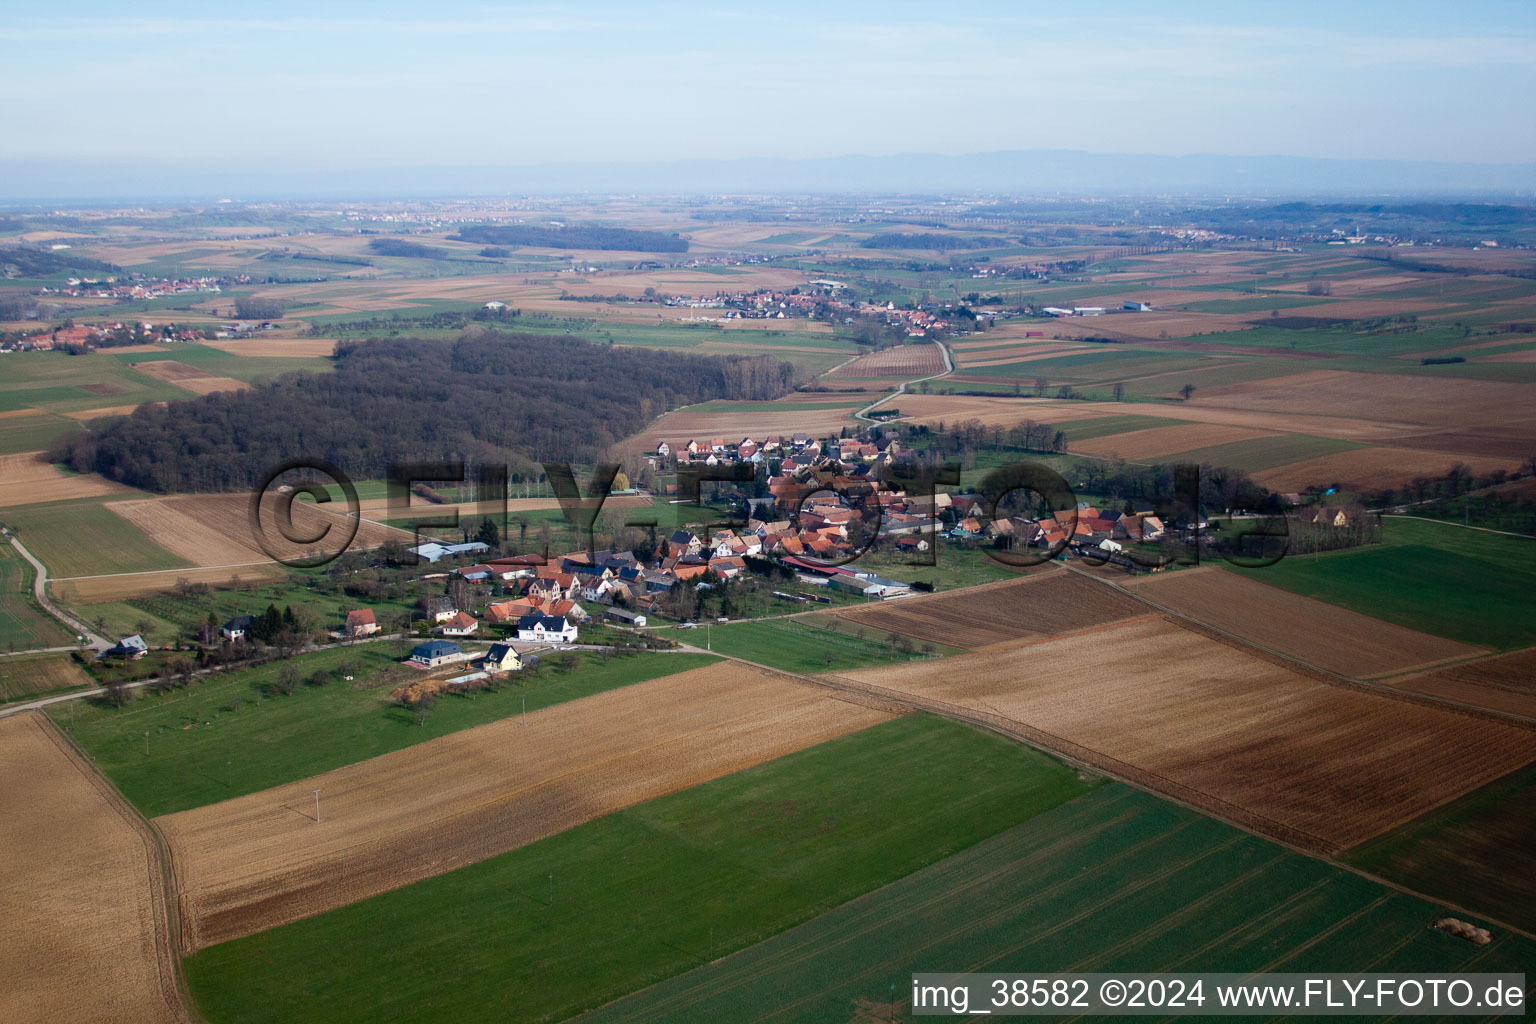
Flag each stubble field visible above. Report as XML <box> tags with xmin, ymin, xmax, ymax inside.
<box><xmin>0</xmin><ymin>451</ymin><xmax>131</xmax><ymax>508</ymax></box>
<box><xmin>0</xmin><ymin>713</ymin><xmax>186</xmax><ymax>1024</ymax></box>
<box><xmin>830</xmin><ymin>571</ymin><xmax>1151</xmax><ymax>651</ymax></box>
<box><xmin>107</xmin><ymin>493</ymin><xmax>409</xmax><ymax>567</ymax></box>
<box><xmin>1129</xmin><ymin>567</ymin><xmax>1483</xmax><ymax>678</ymax></box>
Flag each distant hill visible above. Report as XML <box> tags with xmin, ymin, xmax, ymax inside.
<box><xmin>2</xmin><ymin>150</ymin><xmax>1532</xmax><ymax>200</ymax></box>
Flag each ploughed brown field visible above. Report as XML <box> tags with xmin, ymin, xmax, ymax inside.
<box><xmin>826</xmin><ymin>617</ymin><xmax>1536</xmax><ymax>852</ymax></box>
<box><xmin>827</xmin><ymin>344</ymin><xmax>946</xmax><ymax>379</ymax></box>
<box><xmin>1391</xmin><ymin>648</ymin><xmax>1536</xmax><ymax>720</ymax></box>
<box><xmin>0</xmin><ymin>713</ymin><xmax>186</xmax><ymax>1024</ymax></box>
<box><xmin>0</xmin><ymin>451</ymin><xmax>131</xmax><ymax>508</ymax></box>
<box><xmin>107</xmin><ymin>493</ymin><xmax>409</xmax><ymax>567</ymax></box>
<box><xmin>157</xmin><ymin>663</ymin><xmax>892</xmax><ymax>949</ymax></box>
<box><xmin>618</xmin><ymin>402</ymin><xmax>863</xmax><ymax>454</ymax></box>
<box><xmin>129</xmin><ymin>359</ymin><xmax>249</xmax><ymax>396</ymax></box>
<box><xmin>830</xmin><ymin>571</ymin><xmax>1152</xmax><ymax>651</ymax></box>
<box><xmin>1129</xmin><ymin>567</ymin><xmax>1482</xmax><ymax>678</ymax></box>
<box><xmin>49</xmin><ymin>564</ymin><xmax>287</xmax><ymax>603</ymax></box>
<box><xmin>1070</xmin><ymin>423</ymin><xmax>1276</xmax><ymax>460</ymax></box>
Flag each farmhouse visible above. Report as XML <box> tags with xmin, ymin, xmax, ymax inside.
<box><xmin>105</xmin><ymin>634</ymin><xmax>149</xmax><ymax>660</ymax></box>
<box><xmin>407</xmin><ymin>640</ymin><xmax>464</xmax><ymax>668</ymax></box>
<box><xmin>221</xmin><ymin>614</ymin><xmax>253</xmax><ymax>642</ymax></box>
<box><xmin>515</xmin><ymin>614</ymin><xmax>578</xmax><ymax>644</ymax></box>
<box><xmin>435</xmin><ymin>611</ymin><xmax>479</xmax><ymax>637</ymax></box>
<box><xmin>343</xmin><ymin>608</ymin><xmax>379</xmax><ymax>637</ymax></box>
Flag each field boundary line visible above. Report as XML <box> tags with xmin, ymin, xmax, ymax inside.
<box><xmin>1078</xmin><ymin>564</ymin><xmax>1536</xmax><ymax>730</ymax></box>
<box><xmin>685</xmin><ymin>643</ymin><xmax>1536</xmax><ymax>943</ymax></box>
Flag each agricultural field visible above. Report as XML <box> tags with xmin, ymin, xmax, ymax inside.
<box><xmin>1232</xmin><ymin>516</ymin><xmax>1536</xmax><ymax>651</ymax></box>
<box><xmin>826</xmin><ymin>343</ymin><xmax>946</xmax><ymax>379</ymax></box>
<box><xmin>158</xmin><ymin>662</ymin><xmax>892</xmax><ymax>947</ymax></box>
<box><xmin>182</xmin><ymin>714</ymin><xmax>1096</xmax><ymax>1024</ymax></box>
<box><xmin>3</xmin><ymin>499</ymin><xmax>191</xmax><ymax>579</ymax></box>
<box><xmin>831</xmin><ymin>570</ymin><xmax>1150</xmax><ymax>651</ymax></box>
<box><xmin>1128</xmin><ymin>566</ymin><xmax>1482</xmax><ymax>678</ymax></box>
<box><xmin>105</xmin><ymin>493</ymin><xmax>409</xmax><ymax>567</ymax></box>
<box><xmin>1344</xmin><ymin>761</ymin><xmax>1536</xmax><ymax>933</ymax></box>
<box><xmin>1070</xmin><ymin>422</ymin><xmax>1276</xmax><ymax>460</ymax></box>
<box><xmin>126</xmin><ymin>357</ymin><xmax>249</xmax><ymax>396</ymax></box>
<box><xmin>0</xmin><ymin>408</ymin><xmax>79</xmax><ymax>455</ymax></box>
<box><xmin>0</xmin><ymin>652</ymin><xmax>93</xmax><ymax>701</ymax></box>
<box><xmin>0</xmin><ymin>449</ymin><xmax>131</xmax><ymax>507</ymax></box>
<box><xmin>587</xmin><ymin>784</ymin><xmax>1536</xmax><ymax>1023</ymax></box>
<box><xmin>1389</xmin><ymin>647</ymin><xmax>1536</xmax><ymax>719</ymax></box>
<box><xmin>51</xmin><ymin>563</ymin><xmax>288</xmax><ymax>604</ymax></box>
<box><xmin>0</xmin><ymin>350</ymin><xmax>196</xmax><ymax>415</ymax></box>
<box><xmin>619</xmin><ymin>398</ymin><xmax>864</xmax><ymax>454</ymax></box>
<box><xmin>0</xmin><ymin>713</ymin><xmax>186</xmax><ymax>1024</ymax></box>
<box><xmin>658</xmin><ymin>617</ymin><xmax>962</xmax><ymax>672</ymax></box>
<box><xmin>829</xmin><ymin>615</ymin><xmax>1536</xmax><ymax>852</ymax></box>
<box><xmin>0</xmin><ymin>539</ymin><xmax>73</xmax><ymax>649</ymax></box>
<box><xmin>53</xmin><ymin>646</ymin><xmax>720</xmax><ymax>817</ymax></box>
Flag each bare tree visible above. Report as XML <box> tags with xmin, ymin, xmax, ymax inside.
<box><xmin>274</xmin><ymin>663</ymin><xmax>300</xmax><ymax>696</ymax></box>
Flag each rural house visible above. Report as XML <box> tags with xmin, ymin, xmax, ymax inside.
<box><xmin>343</xmin><ymin>608</ymin><xmax>379</xmax><ymax>637</ymax></box>
<box><xmin>482</xmin><ymin>642</ymin><xmax>522</xmax><ymax>673</ymax></box>
<box><xmin>515</xmin><ymin>614</ymin><xmax>578</xmax><ymax>644</ymax></box>
<box><xmin>407</xmin><ymin>639</ymin><xmax>464</xmax><ymax>668</ymax></box>
<box><xmin>435</xmin><ymin>611</ymin><xmax>479</xmax><ymax>637</ymax></box>
<box><xmin>220</xmin><ymin>614</ymin><xmax>253</xmax><ymax>642</ymax></box>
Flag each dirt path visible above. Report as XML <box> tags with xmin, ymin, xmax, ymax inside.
<box><xmin>853</xmin><ymin>340</ymin><xmax>954</xmax><ymax>422</ymax></box>
<box><xmin>3</xmin><ymin>529</ymin><xmax>108</xmax><ymax>649</ymax></box>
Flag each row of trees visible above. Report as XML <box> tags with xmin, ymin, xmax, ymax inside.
<box><xmin>451</xmin><ymin>224</ymin><xmax>688</xmax><ymax>252</ymax></box>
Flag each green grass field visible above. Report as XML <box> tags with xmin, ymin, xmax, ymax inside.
<box><xmin>0</xmin><ymin>409</ymin><xmax>78</xmax><ymax>454</ymax></box>
<box><xmin>1234</xmin><ymin>516</ymin><xmax>1536</xmax><ymax>650</ymax></box>
<box><xmin>111</xmin><ymin>343</ymin><xmax>334</xmax><ymax>383</ymax></box>
<box><xmin>1055</xmin><ymin>413</ymin><xmax>1191</xmax><ymax>442</ymax></box>
<box><xmin>3</xmin><ymin>499</ymin><xmax>191</xmax><ymax>578</ymax></box>
<box><xmin>0</xmin><ymin>539</ymin><xmax>73</xmax><ymax>649</ymax></box>
<box><xmin>587</xmin><ymin>784</ymin><xmax>1536</xmax><ymax>1023</ymax></box>
<box><xmin>851</xmin><ymin>542</ymin><xmax>1026</xmax><ymax>591</ymax></box>
<box><xmin>183</xmin><ymin>714</ymin><xmax>1097</xmax><ymax>1024</ymax></box>
<box><xmin>657</xmin><ymin>616</ymin><xmax>961</xmax><ymax>672</ymax></box>
<box><xmin>1344</xmin><ymin>761</ymin><xmax>1536</xmax><ymax>934</ymax></box>
<box><xmin>1161</xmin><ymin>433</ymin><xmax>1366</xmax><ymax>474</ymax></box>
<box><xmin>69</xmin><ymin>599</ymin><xmax>183</xmax><ymax>646</ymax></box>
<box><xmin>0</xmin><ymin>350</ymin><xmax>195</xmax><ymax>414</ymax></box>
<box><xmin>52</xmin><ymin>646</ymin><xmax>718</xmax><ymax>817</ymax></box>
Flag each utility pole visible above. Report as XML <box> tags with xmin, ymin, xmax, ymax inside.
<box><xmin>144</xmin><ymin>730</ymin><xmax>149</xmax><ymax>756</ymax></box>
<box><xmin>313</xmin><ymin>788</ymin><xmax>322</xmax><ymax>823</ymax></box>
<box><xmin>548</xmin><ymin>871</ymin><xmax>553</xmax><ymax>907</ymax></box>
<box><xmin>522</xmin><ymin>693</ymin><xmax>526</xmax><ymax>726</ymax></box>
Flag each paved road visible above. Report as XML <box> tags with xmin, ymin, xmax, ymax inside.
<box><xmin>853</xmin><ymin>340</ymin><xmax>954</xmax><ymax>423</ymax></box>
<box><xmin>3</xmin><ymin>529</ymin><xmax>109</xmax><ymax>650</ymax></box>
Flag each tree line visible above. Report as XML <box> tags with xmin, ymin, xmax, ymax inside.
<box><xmin>52</xmin><ymin>328</ymin><xmax>796</xmax><ymax>492</ymax></box>
<box><xmin>451</xmin><ymin>224</ymin><xmax>688</xmax><ymax>252</ymax></box>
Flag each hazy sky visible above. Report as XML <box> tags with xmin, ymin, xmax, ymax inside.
<box><xmin>4</xmin><ymin>0</ymin><xmax>1534</xmax><ymax>168</ymax></box>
